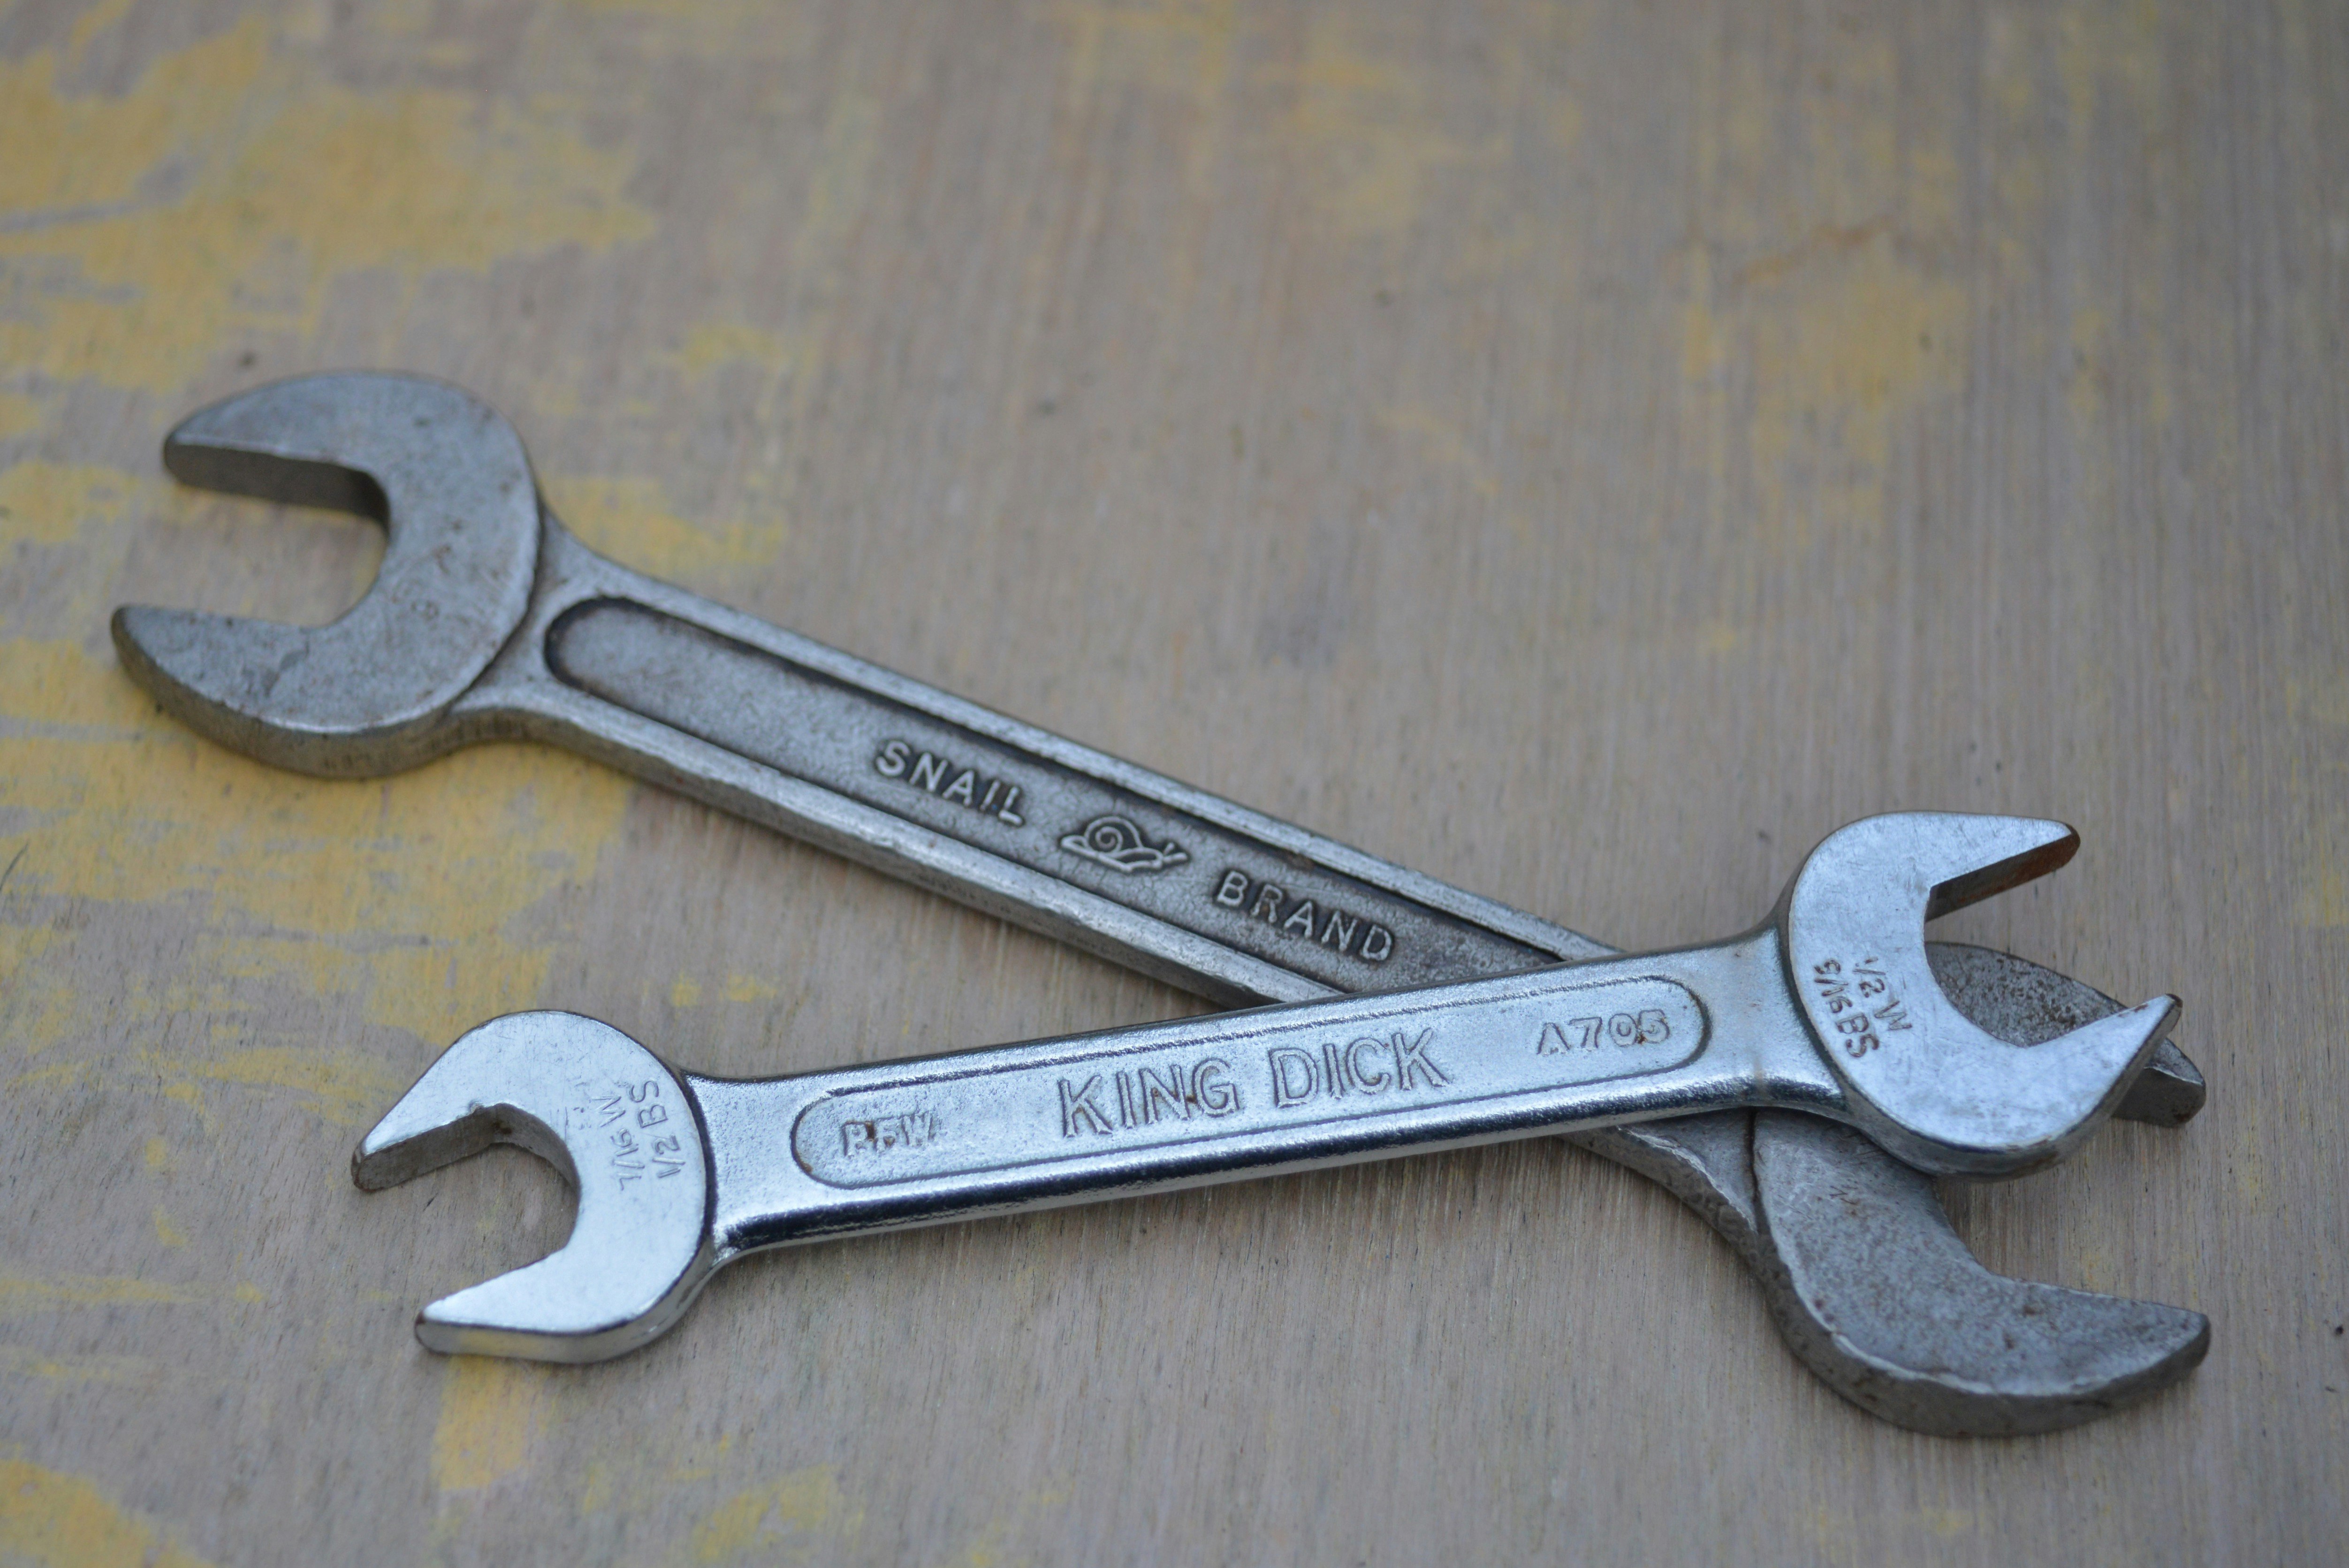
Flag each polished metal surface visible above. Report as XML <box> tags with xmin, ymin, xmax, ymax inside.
<box><xmin>119</xmin><ymin>372</ymin><xmax>2209</xmax><ymax>1431</ymax></box>
<box><xmin>354</xmin><ymin>813</ymin><xmax>2178</xmax><ymax>1364</ymax></box>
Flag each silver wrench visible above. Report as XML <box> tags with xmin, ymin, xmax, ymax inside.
<box><xmin>113</xmin><ymin>373</ymin><xmax>2208</xmax><ymax>1431</ymax></box>
<box><xmin>355</xmin><ymin>813</ymin><xmax>2177</xmax><ymax>1365</ymax></box>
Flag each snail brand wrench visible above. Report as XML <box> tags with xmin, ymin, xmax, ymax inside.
<box><xmin>112</xmin><ymin>374</ymin><xmax>2208</xmax><ymax>1432</ymax></box>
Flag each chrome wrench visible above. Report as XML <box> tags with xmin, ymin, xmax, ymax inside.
<box><xmin>354</xmin><ymin>814</ymin><xmax>2177</xmax><ymax>1366</ymax></box>
<box><xmin>112</xmin><ymin>373</ymin><xmax>2208</xmax><ymax>1432</ymax></box>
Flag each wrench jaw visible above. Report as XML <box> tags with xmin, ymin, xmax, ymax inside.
<box><xmin>113</xmin><ymin>373</ymin><xmax>542</xmax><ymax>777</ymax></box>
<box><xmin>353</xmin><ymin>1012</ymin><xmax>716</xmax><ymax>1364</ymax></box>
<box><xmin>1780</xmin><ymin>814</ymin><xmax>2182</xmax><ymax>1179</ymax></box>
<box><xmin>1747</xmin><ymin>1114</ymin><xmax>2210</xmax><ymax>1436</ymax></box>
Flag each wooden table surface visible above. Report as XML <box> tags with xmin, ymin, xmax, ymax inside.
<box><xmin>3</xmin><ymin>1</ymin><xmax>2343</xmax><ymax>1562</ymax></box>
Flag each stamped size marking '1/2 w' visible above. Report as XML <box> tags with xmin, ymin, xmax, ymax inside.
<box><xmin>1809</xmin><ymin>956</ymin><xmax>1913</xmax><ymax>1057</ymax></box>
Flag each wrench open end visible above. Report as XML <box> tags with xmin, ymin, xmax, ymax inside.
<box><xmin>135</xmin><ymin>377</ymin><xmax>2205</xmax><ymax>1425</ymax></box>
<box><xmin>1782</xmin><ymin>814</ymin><xmax>2180</xmax><ymax>1178</ymax></box>
<box><xmin>114</xmin><ymin>373</ymin><xmax>541</xmax><ymax>776</ymax></box>
<box><xmin>1749</xmin><ymin>1113</ymin><xmax>2209</xmax><ymax>1436</ymax></box>
<box><xmin>355</xmin><ymin>1012</ymin><xmax>715</xmax><ymax>1363</ymax></box>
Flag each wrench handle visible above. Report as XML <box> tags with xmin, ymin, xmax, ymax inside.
<box><xmin>467</xmin><ymin>522</ymin><xmax>1605</xmax><ymax>1004</ymax></box>
<box><xmin>682</xmin><ymin>951</ymin><xmax>1808</xmax><ymax>1255</ymax></box>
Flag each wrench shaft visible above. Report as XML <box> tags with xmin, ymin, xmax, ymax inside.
<box><xmin>469</xmin><ymin>524</ymin><xmax>1600</xmax><ymax>1006</ymax></box>
<box><xmin>687</xmin><ymin>945</ymin><xmax>1830</xmax><ymax>1255</ymax></box>
<box><xmin>130</xmin><ymin>375</ymin><xmax>2212</xmax><ymax>1426</ymax></box>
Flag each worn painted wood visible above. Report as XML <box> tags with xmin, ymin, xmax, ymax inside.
<box><xmin>2</xmin><ymin>0</ymin><xmax>2343</xmax><ymax>1561</ymax></box>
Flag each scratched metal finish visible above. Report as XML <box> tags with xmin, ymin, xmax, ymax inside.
<box><xmin>352</xmin><ymin>814</ymin><xmax>2177</xmax><ymax>1364</ymax></box>
<box><xmin>112</xmin><ymin>376</ymin><xmax>2210</xmax><ymax>1433</ymax></box>
<box><xmin>544</xmin><ymin>595</ymin><xmax>1563</xmax><ymax>994</ymax></box>
<box><xmin>3</xmin><ymin>1</ymin><xmax>2341</xmax><ymax>1565</ymax></box>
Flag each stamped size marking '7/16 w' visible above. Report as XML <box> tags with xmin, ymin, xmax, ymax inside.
<box><xmin>789</xmin><ymin>973</ymin><xmax>1706</xmax><ymax>1188</ymax></box>
<box><xmin>571</xmin><ymin>1078</ymin><xmax>691</xmax><ymax>1187</ymax></box>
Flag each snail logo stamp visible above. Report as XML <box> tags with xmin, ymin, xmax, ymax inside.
<box><xmin>1058</xmin><ymin>814</ymin><xmax>1191</xmax><ymax>874</ymax></box>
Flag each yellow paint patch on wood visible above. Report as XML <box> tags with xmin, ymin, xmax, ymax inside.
<box><xmin>1285</xmin><ymin>14</ymin><xmax>1495</xmax><ymax>238</ymax></box>
<box><xmin>544</xmin><ymin>475</ymin><xmax>786</xmax><ymax>579</ymax></box>
<box><xmin>950</xmin><ymin>1480</ymin><xmax>1073</xmax><ymax>1568</ymax></box>
<box><xmin>63</xmin><ymin>0</ymin><xmax>142</xmax><ymax>65</ymax></box>
<box><xmin>0</xmin><ymin>930</ymin><xmax>76</xmax><ymax>1062</ymax></box>
<box><xmin>1689</xmin><ymin>227</ymin><xmax>1966</xmax><ymax>547</ymax></box>
<box><xmin>1056</xmin><ymin>0</ymin><xmax>1239</xmax><ymax>101</ymax></box>
<box><xmin>0</xmin><ymin>1457</ymin><xmax>213</xmax><ymax>1568</ymax></box>
<box><xmin>0</xmin><ymin>1274</ymin><xmax>261</xmax><ymax>1318</ymax></box>
<box><xmin>432</xmin><ymin>1357</ymin><xmax>552</xmax><ymax>1492</ymax></box>
<box><xmin>1918</xmin><ymin>1507</ymin><xmax>1977</xmax><ymax>1538</ymax></box>
<box><xmin>674</xmin><ymin>323</ymin><xmax>795</xmax><ymax>376</ymax></box>
<box><xmin>152</xmin><ymin>1206</ymin><xmax>186</xmax><ymax>1247</ymax></box>
<box><xmin>135</xmin><ymin>1045</ymin><xmax>409</xmax><ymax>1128</ymax></box>
<box><xmin>1744</xmin><ymin>228</ymin><xmax>1964</xmax><ymax>439</ymax></box>
<box><xmin>722</xmin><ymin>972</ymin><xmax>778</xmax><ymax>1004</ymax></box>
<box><xmin>0</xmin><ymin>15</ymin><xmax>654</xmax><ymax>393</ymax></box>
<box><xmin>0</xmin><ymin>1346</ymin><xmax>166</xmax><ymax>1386</ymax></box>
<box><xmin>0</xmin><ymin>461</ymin><xmax>142</xmax><ymax>548</ymax></box>
<box><xmin>685</xmin><ymin>1465</ymin><xmax>861</xmax><ymax>1564</ymax></box>
<box><xmin>578</xmin><ymin>1431</ymin><xmax>741</xmax><ymax>1513</ymax></box>
<box><xmin>0</xmin><ymin>637</ymin><xmax>632</xmax><ymax>1052</ymax></box>
<box><xmin>2291</xmin><ymin>839</ymin><xmax>2349</xmax><ymax>929</ymax></box>
<box><xmin>0</xmin><ymin>392</ymin><xmax>49</xmax><ymax>441</ymax></box>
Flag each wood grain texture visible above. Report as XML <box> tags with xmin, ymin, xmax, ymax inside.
<box><xmin>1</xmin><ymin>0</ymin><xmax>2342</xmax><ymax>1561</ymax></box>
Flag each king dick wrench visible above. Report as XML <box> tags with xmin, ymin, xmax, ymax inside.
<box><xmin>354</xmin><ymin>814</ymin><xmax>2175</xmax><ymax>1373</ymax></box>
<box><xmin>111</xmin><ymin>373</ymin><xmax>2209</xmax><ymax>1433</ymax></box>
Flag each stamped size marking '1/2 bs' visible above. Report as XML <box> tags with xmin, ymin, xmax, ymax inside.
<box><xmin>1809</xmin><ymin>957</ymin><xmax>1913</xmax><ymax>1057</ymax></box>
<box><xmin>574</xmin><ymin>1079</ymin><xmax>691</xmax><ymax>1188</ymax></box>
<box><xmin>873</xmin><ymin>739</ymin><xmax>1026</xmax><ymax>826</ymax></box>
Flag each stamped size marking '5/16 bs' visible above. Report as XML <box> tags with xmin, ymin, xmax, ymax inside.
<box><xmin>790</xmin><ymin>972</ymin><xmax>1706</xmax><ymax>1188</ymax></box>
<box><xmin>1809</xmin><ymin>957</ymin><xmax>1913</xmax><ymax>1058</ymax></box>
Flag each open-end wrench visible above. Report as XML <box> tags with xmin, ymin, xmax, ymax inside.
<box><xmin>352</xmin><ymin>813</ymin><xmax>2178</xmax><ymax>1366</ymax></box>
<box><xmin>113</xmin><ymin>373</ymin><xmax>2208</xmax><ymax>1432</ymax></box>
